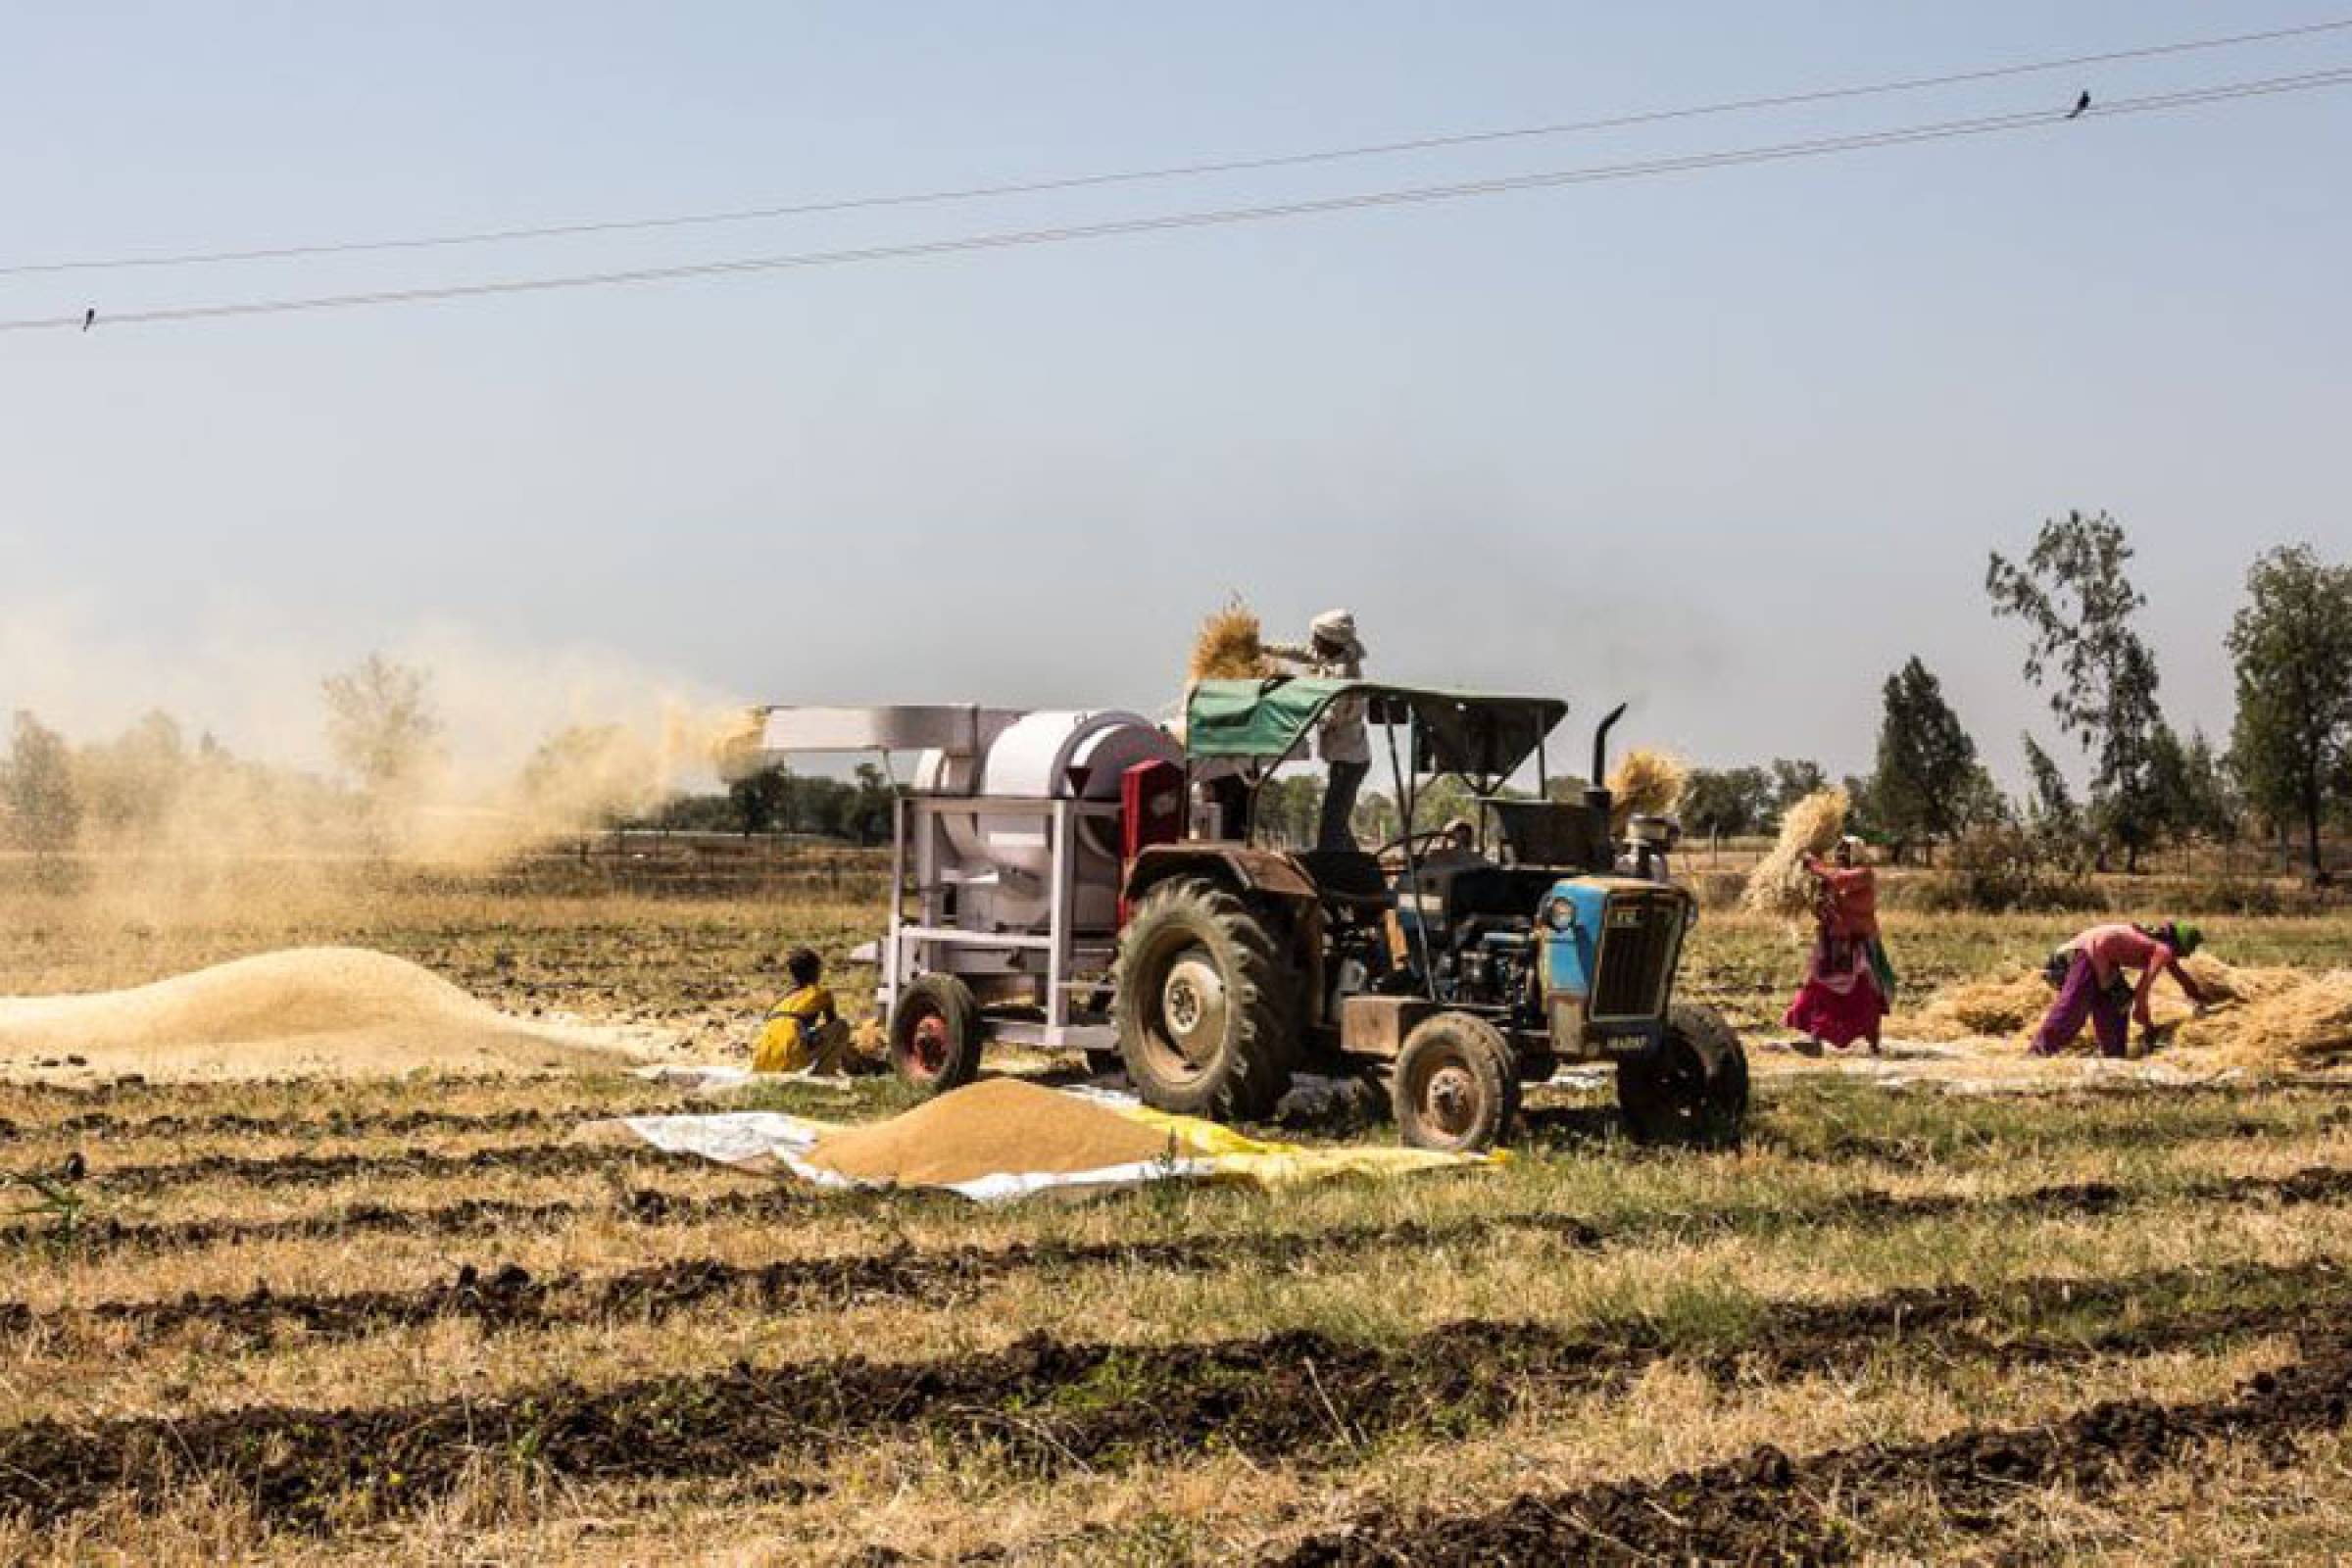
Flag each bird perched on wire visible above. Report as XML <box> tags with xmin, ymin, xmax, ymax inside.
<box><xmin>81</xmin><ymin>308</ymin><xmax>94</xmax><ymax>332</ymax></box>
<box><xmin>2067</xmin><ymin>90</ymin><xmax>2091</xmax><ymax>120</ymax></box>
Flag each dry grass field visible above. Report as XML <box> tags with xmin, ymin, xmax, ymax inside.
<box><xmin>5</xmin><ymin>875</ymin><xmax>2352</xmax><ymax>1563</ymax></box>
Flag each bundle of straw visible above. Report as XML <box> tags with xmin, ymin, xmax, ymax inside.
<box><xmin>1608</xmin><ymin>748</ymin><xmax>1688</xmax><ymax>833</ymax></box>
<box><xmin>1189</xmin><ymin>598</ymin><xmax>1276</xmax><ymax>681</ymax></box>
<box><xmin>1740</xmin><ymin>787</ymin><xmax>1849</xmax><ymax>920</ymax></box>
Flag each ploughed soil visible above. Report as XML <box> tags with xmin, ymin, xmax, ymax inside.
<box><xmin>17</xmin><ymin>1139</ymin><xmax>670</xmax><ymax>1195</ymax></box>
<box><xmin>0</xmin><ymin>1184</ymin><xmax>854</xmax><ymax>1261</ymax></box>
<box><xmin>12</xmin><ymin>1163</ymin><xmax>2352</xmax><ymax>1333</ymax></box>
<box><xmin>1272</xmin><ymin>1332</ymin><xmax>2352</xmax><ymax>1565</ymax></box>
<box><xmin>0</xmin><ymin>1103</ymin><xmax>692</xmax><ymax>1146</ymax></box>
<box><xmin>1</xmin><ymin>1253</ymin><xmax>2341</xmax><ymax>1531</ymax></box>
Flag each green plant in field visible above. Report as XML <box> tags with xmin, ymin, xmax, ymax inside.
<box><xmin>4</xmin><ymin>1165</ymin><xmax>90</xmax><ymax>1240</ymax></box>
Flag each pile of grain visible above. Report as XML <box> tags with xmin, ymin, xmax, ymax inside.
<box><xmin>1742</xmin><ymin>787</ymin><xmax>1848</xmax><ymax>919</ymax></box>
<box><xmin>1190</xmin><ymin>599</ymin><xmax>1276</xmax><ymax>681</ymax></box>
<box><xmin>802</xmin><ymin>1079</ymin><xmax>1179</xmax><ymax>1186</ymax></box>
<box><xmin>1608</xmin><ymin>748</ymin><xmax>1688</xmax><ymax>832</ymax></box>
<box><xmin>0</xmin><ymin>948</ymin><xmax>634</xmax><ymax>1083</ymax></box>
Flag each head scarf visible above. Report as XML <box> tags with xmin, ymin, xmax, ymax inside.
<box><xmin>1309</xmin><ymin>609</ymin><xmax>1363</xmax><ymax>658</ymax></box>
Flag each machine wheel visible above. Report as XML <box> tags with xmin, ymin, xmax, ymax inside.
<box><xmin>1393</xmin><ymin>1012</ymin><xmax>1519</xmax><ymax>1153</ymax></box>
<box><xmin>888</xmin><ymin>974</ymin><xmax>983</xmax><ymax>1093</ymax></box>
<box><xmin>1617</xmin><ymin>1003</ymin><xmax>1749</xmax><ymax>1148</ymax></box>
<box><xmin>1112</xmin><ymin>878</ymin><xmax>1296</xmax><ymax>1120</ymax></box>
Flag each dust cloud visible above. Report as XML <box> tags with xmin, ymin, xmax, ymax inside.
<box><xmin>0</xmin><ymin>613</ymin><xmax>753</xmax><ymax>918</ymax></box>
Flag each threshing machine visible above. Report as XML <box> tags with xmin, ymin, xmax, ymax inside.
<box><xmin>728</xmin><ymin>680</ymin><xmax>1746</xmax><ymax>1152</ymax></box>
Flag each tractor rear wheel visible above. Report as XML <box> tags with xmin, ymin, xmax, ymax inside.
<box><xmin>1393</xmin><ymin>1011</ymin><xmax>1519</xmax><ymax>1152</ymax></box>
<box><xmin>888</xmin><ymin>973</ymin><xmax>983</xmax><ymax>1093</ymax></box>
<box><xmin>1617</xmin><ymin>1003</ymin><xmax>1748</xmax><ymax>1148</ymax></box>
<box><xmin>1112</xmin><ymin>878</ymin><xmax>1295</xmax><ymax>1120</ymax></box>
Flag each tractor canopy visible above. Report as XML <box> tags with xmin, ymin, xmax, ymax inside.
<box><xmin>1184</xmin><ymin>678</ymin><xmax>1568</xmax><ymax>784</ymax></box>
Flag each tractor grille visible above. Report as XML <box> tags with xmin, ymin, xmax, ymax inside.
<box><xmin>1590</xmin><ymin>891</ymin><xmax>1684</xmax><ymax>1021</ymax></box>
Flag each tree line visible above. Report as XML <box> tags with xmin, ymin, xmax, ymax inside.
<box><xmin>0</xmin><ymin>653</ymin><xmax>802</xmax><ymax>858</ymax></box>
<box><xmin>1682</xmin><ymin>518</ymin><xmax>2350</xmax><ymax>878</ymax></box>
<box><xmin>652</xmin><ymin>761</ymin><xmax>897</xmax><ymax>844</ymax></box>
<box><xmin>1245</xmin><ymin>519</ymin><xmax>2349</xmax><ymax>880</ymax></box>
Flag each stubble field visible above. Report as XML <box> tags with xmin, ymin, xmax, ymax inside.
<box><xmin>4</xmin><ymin>876</ymin><xmax>2351</xmax><ymax>1564</ymax></box>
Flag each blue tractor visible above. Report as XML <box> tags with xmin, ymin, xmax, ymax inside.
<box><xmin>1110</xmin><ymin>678</ymin><xmax>1747</xmax><ymax>1152</ymax></box>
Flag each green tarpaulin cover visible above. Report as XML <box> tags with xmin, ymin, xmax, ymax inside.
<box><xmin>1185</xmin><ymin>678</ymin><xmax>1566</xmax><ymax>781</ymax></box>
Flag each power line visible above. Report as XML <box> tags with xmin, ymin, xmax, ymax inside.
<box><xmin>12</xmin><ymin>67</ymin><xmax>2348</xmax><ymax>335</ymax></box>
<box><xmin>7</xmin><ymin>15</ymin><xmax>2351</xmax><ymax>278</ymax></box>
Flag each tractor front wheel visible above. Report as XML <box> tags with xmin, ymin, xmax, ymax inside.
<box><xmin>1617</xmin><ymin>1004</ymin><xmax>1748</xmax><ymax>1148</ymax></box>
<box><xmin>888</xmin><ymin>973</ymin><xmax>983</xmax><ymax>1093</ymax></box>
<box><xmin>1113</xmin><ymin>878</ymin><xmax>1295</xmax><ymax>1121</ymax></box>
<box><xmin>1393</xmin><ymin>1011</ymin><xmax>1519</xmax><ymax>1152</ymax></box>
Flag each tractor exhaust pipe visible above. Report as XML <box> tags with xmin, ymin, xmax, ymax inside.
<box><xmin>1585</xmin><ymin>703</ymin><xmax>1628</xmax><ymax>859</ymax></box>
<box><xmin>1590</xmin><ymin>703</ymin><xmax>1627</xmax><ymax>792</ymax></box>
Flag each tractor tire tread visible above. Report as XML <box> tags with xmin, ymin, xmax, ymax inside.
<box><xmin>1112</xmin><ymin>878</ymin><xmax>1297</xmax><ymax>1122</ymax></box>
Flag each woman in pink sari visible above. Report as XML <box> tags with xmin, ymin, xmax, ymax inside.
<box><xmin>1785</xmin><ymin>837</ymin><xmax>1895</xmax><ymax>1054</ymax></box>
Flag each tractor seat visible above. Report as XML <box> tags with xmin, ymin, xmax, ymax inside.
<box><xmin>1295</xmin><ymin>849</ymin><xmax>1392</xmax><ymax>910</ymax></box>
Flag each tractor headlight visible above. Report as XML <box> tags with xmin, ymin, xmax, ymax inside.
<box><xmin>1544</xmin><ymin>896</ymin><xmax>1578</xmax><ymax>933</ymax></box>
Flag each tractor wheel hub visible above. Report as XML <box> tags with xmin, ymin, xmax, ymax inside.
<box><xmin>1424</xmin><ymin>1062</ymin><xmax>1480</xmax><ymax>1135</ymax></box>
<box><xmin>1160</xmin><ymin>954</ymin><xmax>1228</xmax><ymax>1065</ymax></box>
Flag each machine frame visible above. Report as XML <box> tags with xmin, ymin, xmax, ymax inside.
<box><xmin>879</xmin><ymin>790</ymin><xmax>1124</xmax><ymax>1055</ymax></box>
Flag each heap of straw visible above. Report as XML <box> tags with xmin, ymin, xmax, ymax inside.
<box><xmin>2180</xmin><ymin>952</ymin><xmax>2304</xmax><ymax>1007</ymax></box>
<box><xmin>2175</xmin><ymin>970</ymin><xmax>2352</xmax><ymax>1064</ymax></box>
<box><xmin>1608</xmin><ymin>748</ymin><xmax>1688</xmax><ymax>833</ymax></box>
<box><xmin>1901</xmin><ymin>949</ymin><xmax>2348</xmax><ymax>1060</ymax></box>
<box><xmin>1902</xmin><ymin>965</ymin><xmax>2052</xmax><ymax>1044</ymax></box>
<box><xmin>1189</xmin><ymin>599</ymin><xmax>1276</xmax><ymax>681</ymax></box>
<box><xmin>1741</xmin><ymin>787</ymin><xmax>1849</xmax><ymax>920</ymax></box>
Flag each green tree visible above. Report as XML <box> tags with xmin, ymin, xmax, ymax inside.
<box><xmin>726</xmin><ymin>766</ymin><xmax>790</xmax><ymax>836</ymax></box>
<box><xmin>1683</xmin><ymin>766</ymin><xmax>1772</xmax><ymax>838</ymax></box>
<box><xmin>1986</xmin><ymin>511</ymin><xmax>2167</xmax><ymax>870</ymax></box>
<box><xmin>321</xmin><ymin>654</ymin><xmax>443</xmax><ymax>800</ymax></box>
<box><xmin>1870</xmin><ymin>657</ymin><xmax>1982</xmax><ymax>862</ymax></box>
<box><xmin>846</xmin><ymin>761</ymin><xmax>896</xmax><ymax>846</ymax></box>
<box><xmin>1253</xmin><ymin>774</ymin><xmax>1324</xmax><ymax>847</ymax></box>
<box><xmin>2</xmin><ymin>712</ymin><xmax>80</xmax><ymax>856</ymax></box>
<box><xmin>639</xmin><ymin>792</ymin><xmax>738</xmax><ymax>832</ymax></box>
<box><xmin>2226</xmin><ymin>543</ymin><xmax>2352</xmax><ymax>875</ymax></box>
<box><xmin>2183</xmin><ymin>730</ymin><xmax>2242</xmax><ymax>844</ymax></box>
<box><xmin>2021</xmin><ymin>733</ymin><xmax>2089</xmax><ymax>864</ymax></box>
<box><xmin>1408</xmin><ymin>773</ymin><xmax>1487</xmax><ymax>838</ymax></box>
<box><xmin>2146</xmin><ymin>722</ymin><xmax>2240</xmax><ymax>850</ymax></box>
<box><xmin>1768</xmin><ymin>759</ymin><xmax>1829</xmax><ymax>817</ymax></box>
<box><xmin>1840</xmin><ymin>772</ymin><xmax>1884</xmax><ymax>847</ymax></box>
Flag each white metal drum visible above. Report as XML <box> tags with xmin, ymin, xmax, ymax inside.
<box><xmin>916</xmin><ymin>710</ymin><xmax>1178</xmax><ymax>929</ymax></box>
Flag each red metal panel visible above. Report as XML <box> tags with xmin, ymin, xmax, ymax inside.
<box><xmin>1119</xmin><ymin>759</ymin><xmax>1186</xmax><ymax>926</ymax></box>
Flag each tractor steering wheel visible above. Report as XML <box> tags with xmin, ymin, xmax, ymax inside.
<box><xmin>1377</xmin><ymin>826</ymin><xmax>1466</xmax><ymax>861</ymax></box>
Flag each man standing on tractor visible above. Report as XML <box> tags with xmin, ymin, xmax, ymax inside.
<box><xmin>1267</xmin><ymin>609</ymin><xmax>1370</xmax><ymax>851</ymax></box>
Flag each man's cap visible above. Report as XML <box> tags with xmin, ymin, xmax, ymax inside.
<box><xmin>1309</xmin><ymin>609</ymin><xmax>1362</xmax><ymax>654</ymax></box>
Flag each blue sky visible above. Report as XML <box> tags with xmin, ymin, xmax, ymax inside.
<box><xmin>2</xmin><ymin>3</ymin><xmax>2346</xmax><ymax>785</ymax></box>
